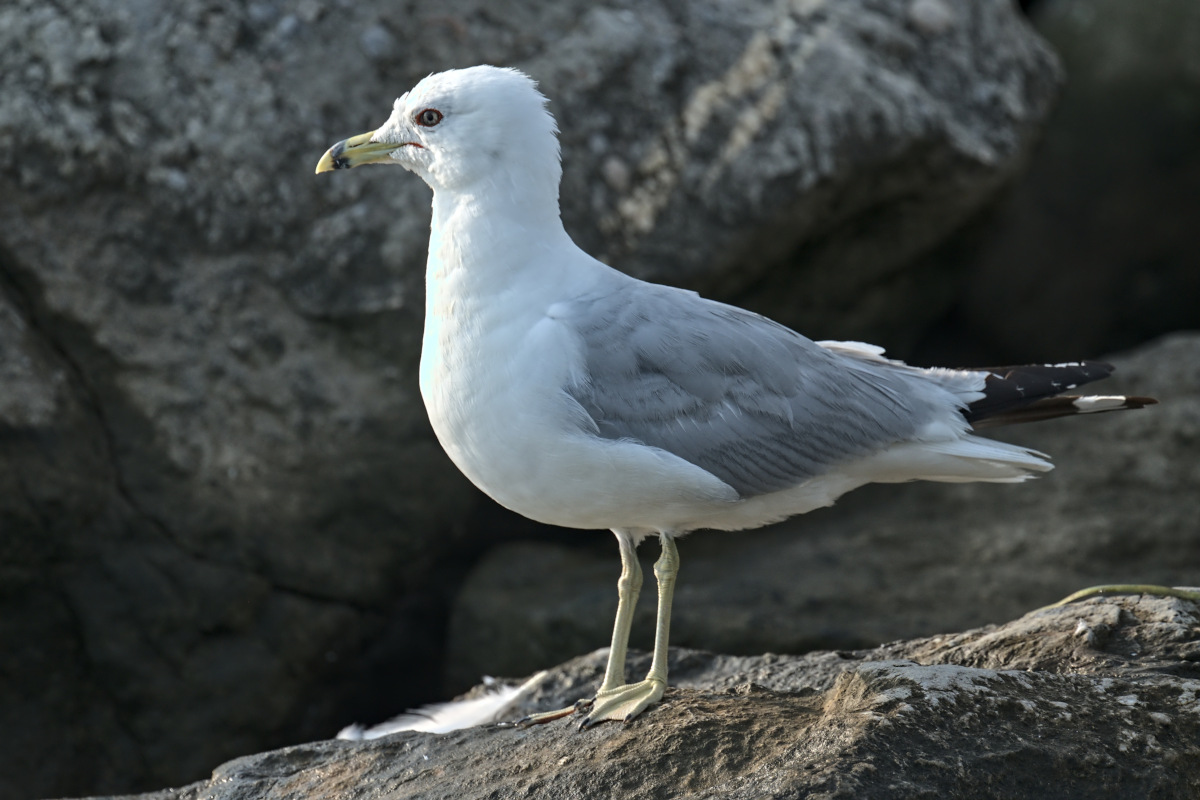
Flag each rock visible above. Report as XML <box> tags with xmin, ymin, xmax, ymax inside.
<box><xmin>80</xmin><ymin>593</ymin><xmax>1200</xmax><ymax>799</ymax></box>
<box><xmin>922</xmin><ymin>0</ymin><xmax>1200</xmax><ymax>362</ymax></box>
<box><xmin>0</xmin><ymin>1</ymin><xmax>1062</xmax><ymax>797</ymax></box>
<box><xmin>537</xmin><ymin>0</ymin><xmax>1062</xmax><ymax>352</ymax></box>
<box><xmin>445</xmin><ymin>333</ymin><xmax>1200</xmax><ymax>692</ymax></box>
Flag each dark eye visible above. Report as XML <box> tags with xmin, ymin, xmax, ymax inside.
<box><xmin>416</xmin><ymin>108</ymin><xmax>443</xmax><ymax>127</ymax></box>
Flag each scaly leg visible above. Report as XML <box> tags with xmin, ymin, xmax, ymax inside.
<box><xmin>516</xmin><ymin>529</ymin><xmax>643</xmax><ymax>726</ymax></box>
<box><xmin>598</xmin><ymin>530</ymin><xmax>642</xmax><ymax>693</ymax></box>
<box><xmin>581</xmin><ymin>531</ymin><xmax>677</xmax><ymax>727</ymax></box>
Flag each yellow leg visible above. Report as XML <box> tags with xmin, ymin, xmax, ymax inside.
<box><xmin>582</xmin><ymin>532</ymin><xmax>677</xmax><ymax>728</ymax></box>
<box><xmin>645</xmin><ymin>532</ymin><xmax>678</xmax><ymax>686</ymax></box>
<box><xmin>516</xmin><ymin>529</ymin><xmax>642</xmax><ymax>726</ymax></box>
<box><xmin>598</xmin><ymin>531</ymin><xmax>642</xmax><ymax>693</ymax></box>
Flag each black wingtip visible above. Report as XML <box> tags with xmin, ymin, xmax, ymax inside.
<box><xmin>964</xmin><ymin>361</ymin><xmax>1155</xmax><ymax>428</ymax></box>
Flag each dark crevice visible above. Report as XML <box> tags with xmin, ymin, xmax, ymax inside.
<box><xmin>262</xmin><ymin>576</ymin><xmax>379</xmax><ymax>615</ymax></box>
<box><xmin>93</xmin><ymin>555</ymin><xmax>191</xmax><ymax>681</ymax></box>
<box><xmin>9</xmin><ymin>454</ymin><xmax>55</xmax><ymax>535</ymax></box>
<box><xmin>0</xmin><ymin>242</ymin><xmax>197</xmax><ymax>556</ymax></box>
<box><xmin>0</xmin><ymin>240</ymin><xmax>420</xmax><ymax>598</ymax></box>
<box><xmin>0</xmin><ymin>244</ymin><xmax>164</xmax><ymax>785</ymax></box>
<box><xmin>51</xmin><ymin>581</ymin><xmax>151</xmax><ymax>781</ymax></box>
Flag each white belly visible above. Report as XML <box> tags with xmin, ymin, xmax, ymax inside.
<box><xmin>418</xmin><ymin>295</ymin><xmax>737</xmax><ymax>532</ymax></box>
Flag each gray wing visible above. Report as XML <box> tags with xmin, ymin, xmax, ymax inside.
<box><xmin>559</xmin><ymin>281</ymin><xmax>946</xmax><ymax>498</ymax></box>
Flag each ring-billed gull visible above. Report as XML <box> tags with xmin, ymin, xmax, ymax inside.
<box><xmin>316</xmin><ymin>65</ymin><xmax>1155</xmax><ymax>727</ymax></box>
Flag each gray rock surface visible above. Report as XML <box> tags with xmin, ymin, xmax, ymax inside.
<box><xmin>920</xmin><ymin>0</ymin><xmax>1200</xmax><ymax>362</ymax></box>
<box><xmin>84</xmin><ymin>593</ymin><xmax>1200</xmax><ymax>799</ymax></box>
<box><xmin>446</xmin><ymin>333</ymin><xmax>1200</xmax><ymax>692</ymax></box>
<box><xmin>0</xmin><ymin>1</ymin><xmax>1062</xmax><ymax>798</ymax></box>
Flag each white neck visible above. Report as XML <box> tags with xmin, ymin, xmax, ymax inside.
<box><xmin>427</xmin><ymin>175</ymin><xmax>572</xmax><ymax>290</ymax></box>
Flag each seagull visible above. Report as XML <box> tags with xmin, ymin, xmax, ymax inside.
<box><xmin>316</xmin><ymin>65</ymin><xmax>1155</xmax><ymax>728</ymax></box>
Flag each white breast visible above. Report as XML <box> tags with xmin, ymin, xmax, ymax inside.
<box><xmin>417</xmin><ymin>236</ymin><xmax>737</xmax><ymax>532</ymax></box>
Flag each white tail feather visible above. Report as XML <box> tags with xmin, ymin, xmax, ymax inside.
<box><xmin>848</xmin><ymin>435</ymin><xmax>1053</xmax><ymax>484</ymax></box>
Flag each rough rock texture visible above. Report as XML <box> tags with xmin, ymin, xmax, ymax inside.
<box><xmin>0</xmin><ymin>2</ymin><xmax>1062</xmax><ymax>798</ymax></box>
<box><xmin>446</xmin><ymin>333</ymin><xmax>1200</xmax><ymax>692</ymax></box>
<box><xmin>86</xmin><ymin>594</ymin><xmax>1200</xmax><ymax>799</ymax></box>
<box><xmin>915</xmin><ymin>0</ymin><xmax>1200</xmax><ymax>363</ymax></box>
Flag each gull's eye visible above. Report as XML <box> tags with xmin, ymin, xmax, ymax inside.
<box><xmin>416</xmin><ymin>108</ymin><xmax>443</xmax><ymax>127</ymax></box>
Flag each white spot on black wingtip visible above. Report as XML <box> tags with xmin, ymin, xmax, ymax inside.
<box><xmin>1072</xmin><ymin>396</ymin><xmax>1129</xmax><ymax>413</ymax></box>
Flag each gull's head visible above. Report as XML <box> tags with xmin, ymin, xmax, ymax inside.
<box><xmin>316</xmin><ymin>65</ymin><xmax>561</xmax><ymax>198</ymax></box>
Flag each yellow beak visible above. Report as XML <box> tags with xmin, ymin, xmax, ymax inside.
<box><xmin>315</xmin><ymin>130</ymin><xmax>400</xmax><ymax>174</ymax></box>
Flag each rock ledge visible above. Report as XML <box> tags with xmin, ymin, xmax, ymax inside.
<box><xmin>94</xmin><ymin>593</ymin><xmax>1200</xmax><ymax>800</ymax></box>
